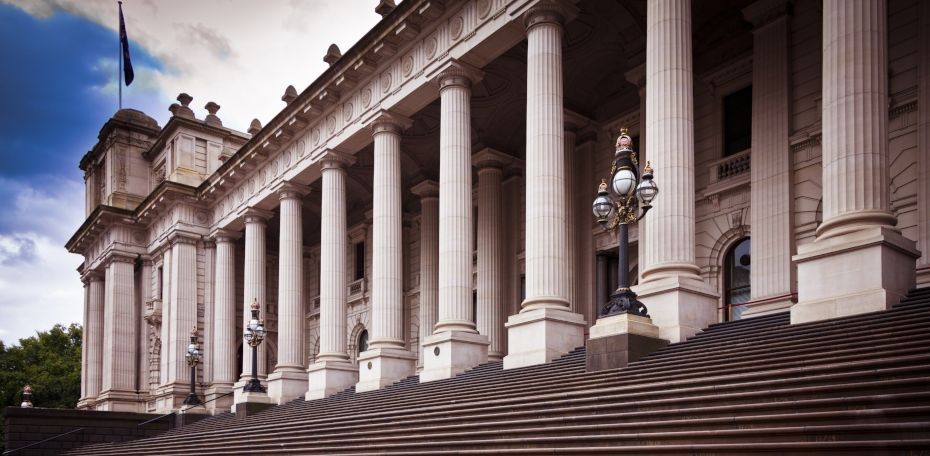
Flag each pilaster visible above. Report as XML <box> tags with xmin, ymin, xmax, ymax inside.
<box><xmin>411</xmin><ymin>179</ymin><xmax>440</xmax><ymax>370</ymax></box>
<box><xmin>98</xmin><ymin>252</ymin><xmax>141</xmax><ymax>412</ymax></box>
<box><xmin>77</xmin><ymin>272</ymin><xmax>104</xmax><ymax>410</ymax></box>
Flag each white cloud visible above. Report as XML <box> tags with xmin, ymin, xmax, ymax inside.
<box><xmin>3</xmin><ymin>0</ymin><xmax>384</xmax><ymax>130</ymax></box>
<box><xmin>0</xmin><ymin>177</ymin><xmax>85</xmax><ymax>345</ymax></box>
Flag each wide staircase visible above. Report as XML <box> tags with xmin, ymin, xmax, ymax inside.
<box><xmin>68</xmin><ymin>288</ymin><xmax>930</xmax><ymax>455</ymax></box>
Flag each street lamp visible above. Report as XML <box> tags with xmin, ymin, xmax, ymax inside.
<box><xmin>21</xmin><ymin>385</ymin><xmax>33</xmax><ymax>408</ymax></box>
<box><xmin>591</xmin><ymin>128</ymin><xmax>659</xmax><ymax>318</ymax></box>
<box><xmin>242</xmin><ymin>298</ymin><xmax>266</xmax><ymax>393</ymax></box>
<box><xmin>182</xmin><ymin>326</ymin><xmax>202</xmax><ymax>406</ymax></box>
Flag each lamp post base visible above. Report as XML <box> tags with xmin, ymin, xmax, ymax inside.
<box><xmin>602</xmin><ymin>288</ymin><xmax>648</xmax><ymax>318</ymax></box>
<box><xmin>181</xmin><ymin>393</ymin><xmax>202</xmax><ymax>407</ymax></box>
<box><xmin>243</xmin><ymin>378</ymin><xmax>266</xmax><ymax>393</ymax></box>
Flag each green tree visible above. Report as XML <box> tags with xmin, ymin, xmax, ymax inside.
<box><xmin>0</xmin><ymin>323</ymin><xmax>82</xmax><ymax>451</ymax></box>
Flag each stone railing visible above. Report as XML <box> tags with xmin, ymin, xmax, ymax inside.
<box><xmin>348</xmin><ymin>278</ymin><xmax>366</xmax><ymax>303</ymax></box>
<box><xmin>710</xmin><ymin>149</ymin><xmax>751</xmax><ymax>184</ymax></box>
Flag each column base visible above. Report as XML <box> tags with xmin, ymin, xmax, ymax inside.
<box><xmin>267</xmin><ymin>368</ymin><xmax>309</xmax><ymax>405</ymax></box>
<box><xmin>204</xmin><ymin>384</ymin><xmax>235</xmax><ymax>414</ymax></box>
<box><xmin>94</xmin><ymin>389</ymin><xmax>144</xmax><ymax>412</ymax></box>
<box><xmin>232</xmin><ymin>378</ymin><xmax>266</xmax><ymax>406</ymax></box>
<box><xmin>306</xmin><ymin>359</ymin><xmax>358</xmax><ymax>400</ymax></box>
<box><xmin>420</xmin><ymin>331</ymin><xmax>489</xmax><ymax>383</ymax></box>
<box><xmin>633</xmin><ymin>274</ymin><xmax>719</xmax><ymax>343</ymax></box>
<box><xmin>741</xmin><ymin>294</ymin><xmax>795</xmax><ymax>318</ymax></box>
<box><xmin>792</xmin><ymin>226</ymin><xmax>919</xmax><ymax>324</ymax></box>
<box><xmin>917</xmin><ymin>266</ymin><xmax>930</xmax><ymax>289</ymax></box>
<box><xmin>232</xmin><ymin>390</ymin><xmax>274</xmax><ymax>417</ymax></box>
<box><xmin>355</xmin><ymin>347</ymin><xmax>417</xmax><ymax>393</ymax></box>
<box><xmin>586</xmin><ymin>313</ymin><xmax>668</xmax><ymax>372</ymax></box>
<box><xmin>76</xmin><ymin>397</ymin><xmax>97</xmax><ymax>410</ymax></box>
<box><xmin>153</xmin><ymin>384</ymin><xmax>190</xmax><ymax>413</ymax></box>
<box><xmin>502</xmin><ymin>307</ymin><xmax>586</xmax><ymax>370</ymax></box>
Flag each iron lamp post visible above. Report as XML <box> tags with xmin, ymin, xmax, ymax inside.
<box><xmin>242</xmin><ymin>299</ymin><xmax>266</xmax><ymax>393</ymax></box>
<box><xmin>182</xmin><ymin>327</ymin><xmax>202</xmax><ymax>406</ymax></box>
<box><xmin>591</xmin><ymin>128</ymin><xmax>659</xmax><ymax>318</ymax></box>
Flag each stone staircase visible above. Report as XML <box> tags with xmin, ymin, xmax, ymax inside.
<box><xmin>67</xmin><ymin>288</ymin><xmax>930</xmax><ymax>455</ymax></box>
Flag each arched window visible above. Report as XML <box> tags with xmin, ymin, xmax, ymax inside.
<box><xmin>357</xmin><ymin>329</ymin><xmax>369</xmax><ymax>356</ymax></box>
<box><xmin>724</xmin><ymin>237</ymin><xmax>751</xmax><ymax>320</ymax></box>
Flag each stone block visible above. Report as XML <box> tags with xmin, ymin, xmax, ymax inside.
<box><xmin>355</xmin><ymin>347</ymin><xmax>417</xmax><ymax>392</ymax></box>
<box><xmin>633</xmin><ymin>275</ymin><xmax>719</xmax><ymax>343</ymax></box>
<box><xmin>503</xmin><ymin>307</ymin><xmax>586</xmax><ymax>370</ymax></box>
<box><xmin>585</xmin><ymin>332</ymin><xmax>669</xmax><ymax>372</ymax></box>
<box><xmin>306</xmin><ymin>359</ymin><xmax>358</xmax><ymax>400</ymax></box>
<box><xmin>267</xmin><ymin>369</ymin><xmax>309</xmax><ymax>405</ymax></box>
<box><xmin>420</xmin><ymin>330</ymin><xmax>490</xmax><ymax>382</ymax></box>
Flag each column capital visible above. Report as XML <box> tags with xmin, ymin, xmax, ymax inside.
<box><xmin>473</xmin><ymin>147</ymin><xmax>514</xmax><ymax>171</ymax></box>
<box><xmin>168</xmin><ymin>231</ymin><xmax>201</xmax><ymax>246</ymax></box>
<box><xmin>81</xmin><ymin>270</ymin><xmax>104</xmax><ymax>284</ymax></box>
<box><xmin>564</xmin><ymin>109</ymin><xmax>593</xmax><ymax>133</ymax></box>
<box><xmin>410</xmin><ymin>179</ymin><xmax>440</xmax><ymax>199</ymax></box>
<box><xmin>367</xmin><ymin>110</ymin><xmax>413</xmax><ymax>135</ymax></box>
<box><xmin>522</xmin><ymin>0</ymin><xmax>576</xmax><ymax>30</ymax></box>
<box><xmin>742</xmin><ymin>0</ymin><xmax>792</xmax><ymax>30</ymax></box>
<box><xmin>103</xmin><ymin>251</ymin><xmax>136</xmax><ymax>267</ymax></box>
<box><xmin>320</xmin><ymin>149</ymin><xmax>356</xmax><ymax>170</ymax></box>
<box><xmin>430</xmin><ymin>59</ymin><xmax>484</xmax><ymax>91</ymax></box>
<box><xmin>210</xmin><ymin>228</ymin><xmax>242</xmax><ymax>243</ymax></box>
<box><xmin>238</xmin><ymin>206</ymin><xmax>274</xmax><ymax>224</ymax></box>
<box><xmin>271</xmin><ymin>181</ymin><xmax>311</xmax><ymax>201</ymax></box>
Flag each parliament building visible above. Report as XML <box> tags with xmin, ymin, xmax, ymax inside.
<box><xmin>57</xmin><ymin>0</ymin><xmax>930</xmax><ymax>452</ymax></box>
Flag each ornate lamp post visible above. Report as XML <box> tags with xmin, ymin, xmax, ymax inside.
<box><xmin>182</xmin><ymin>327</ymin><xmax>203</xmax><ymax>406</ymax></box>
<box><xmin>592</xmin><ymin>128</ymin><xmax>659</xmax><ymax>318</ymax></box>
<box><xmin>242</xmin><ymin>298</ymin><xmax>266</xmax><ymax>393</ymax></box>
<box><xmin>21</xmin><ymin>385</ymin><xmax>33</xmax><ymax>408</ymax></box>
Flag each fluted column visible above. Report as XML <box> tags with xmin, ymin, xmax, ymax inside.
<box><xmin>411</xmin><ymin>180</ymin><xmax>439</xmax><ymax>367</ymax></box>
<box><xmin>268</xmin><ymin>183</ymin><xmax>310</xmax><ymax>403</ymax></box>
<box><xmin>168</xmin><ymin>237</ymin><xmax>198</xmax><ymax>390</ymax></box>
<box><xmin>371</xmin><ymin>118</ymin><xmax>406</xmax><ymax>349</ymax></box>
<box><xmin>78</xmin><ymin>273</ymin><xmax>104</xmax><ymax>409</ymax></box>
<box><xmin>356</xmin><ymin>112</ymin><xmax>417</xmax><ymax>392</ymax></box>
<box><xmin>99</xmin><ymin>253</ymin><xmax>139</xmax><ymax>411</ymax></box>
<box><xmin>632</xmin><ymin>0</ymin><xmax>718</xmax><ymax>342</ymax></box>
<box><xmin>241</xmin><ymin>209</ymin><xmax>271</xmax><ymax>380</ymax></box>
<box><xmin>159</xmin><ymin>248</ymin><xmax>172</xmax><ymax>387</ymax></box>
<box><xmin>307</xmin><ymin>153</ymin><xmax>358</xmax><ymax>399</ymax></box>
<box><xmin>212</xmin><ymin>233</ymin><xmax>238</xmax><ymax>387</ymax></box>
<box><xmin>503</xmin><ymin>3</ymin><xmax>586</xmax><ymax>370</ymax></box>
<box><xmin>475</xmin><ymin>151</ymin><xmax>508</xmax><ymax>360</ymax></box>
<box><xmin>792</xmin><ymin>0</ymin><xmax>919</xmax><ymax>323</ymax></box>
<box><xmin>918</xmin><ymin>0</ymin><xmax>930</xmax><ymax>287</ymax></box>
<box><xmin>743</xmin><ymin>0</ymin><xmax>794</xmax><ymax>316</ymax></box>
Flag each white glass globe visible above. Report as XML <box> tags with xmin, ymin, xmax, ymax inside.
<box><xmin>612</xmin><ymin>168</ymin><xmax>637</xmax><ymax>196</ymax></box>
<box><xmin>637</xmin><ymin>178</ymin><xmax>658</xmax><ymax>204</ymax></box>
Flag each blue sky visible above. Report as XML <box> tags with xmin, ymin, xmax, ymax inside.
<box><xmin>0</xmin><ymin>1</ymin><xmax>379</xmax><ymax>344</ymax></box>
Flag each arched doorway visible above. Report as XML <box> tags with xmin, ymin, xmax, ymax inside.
<box><xmin>357</xmin><ymin>329</ymin><xmax>369</xmax><ymax>357</ymax></box>
<box><xmin>724</xmin><ymin>237</ymin><xmax>751</xmax><ymax>320</ymax></box>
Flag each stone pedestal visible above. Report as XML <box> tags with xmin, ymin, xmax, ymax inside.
<box><xmin>233</xmin><ymin>391</ymin><xmax>274</xmax><ymax>418</ymax></box>
<box><xmin>204</xmin><ymin>384</ymin><xmax>234</xmax><ymax>414</ymax></box>
<box><xmin>503</xmin><ymin>308</ymin><xmax>586</xmax><ymax>370</ymax></box>
<box><xmin>792</xmin><ymin>227</ymin><xmax>919</xmax><ymax>324</ymax></box>
<box><xmin>355</xmin><ymin>348</ymin><xmax>417</xmax><ymax>393</ymax></box>
<box><xmin>266</xmin><ymin>370</ymin><xmax>308</xmax><ymax>405</ymax></box>
<box><xmin>632</xmin><ymin>275</ymin><xmax>718</xmax><ymax>343</ymax></box>
<box><xmin>306</xmin><ymin>360</ymin><xmax>358</xmax><ymax>400</ymax></box>
<box><xmin>420</xmin><ymin>331</ymin><xmax>490</xmax><ymax>382</ymax></box>
<box><xmin>94</xmin><ymin>390</ymin><xmax>143</xmax><ymax>412</ymax></box>
<box><xmin>586</xmin><ymin>313</ymin><xmax>667</xmax><ymax>372</ymax></box>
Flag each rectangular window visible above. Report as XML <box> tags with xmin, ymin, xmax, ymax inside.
<box><xmin>354</xmin><ymin>242</ymin><xmax>365</xmax><ymax>280</ymax></box>
<box><xmin>157</xmin><ymin>267</ymin><xmax>164</xmax><ymax>299</ymax></box>
<box><xmin>723</xmin><ymin>86</ymin><xmax>752</xmax><ymax>156</ymax></box>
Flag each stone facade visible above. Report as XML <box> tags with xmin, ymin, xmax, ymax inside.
<box><xmin>66</xmin><ymin>0</ymin><xmax>929</xmax><ymax>414</ymax></box>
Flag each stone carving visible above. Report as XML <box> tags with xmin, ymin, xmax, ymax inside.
<box><xmin>450</xmin><ymin>16</ymin><xmax>464</xmax><ymax>40</ymax></box>
<box><xmin>426</xmin><ymin>36</ymin><xmax>438</xmax><ymax>60</ymax></box>
<box><xmin>402</xmin><ymin>55</ymin><xmax>414</xmax><ymax>77</ymax></box>
<box><xmin>297</xmin><ymin>139</ymin><xmax>306</xmax><ymax>157</ymax></box>
<box><xmin>361</xmin><ymin>88</ymin><xmax>372</xmax><ymax>108</ymax></box>
<box><xmin>343</xmin><ymin>103</ymin><xmax>353</xmax><ymax>123</ymax></box>
<box><xmin>323</xmin><ymin>44</ymin><xmax>342</xmax><ymax>66</ymax></box>
<box><xmin>381</xmin><ymin>72</ymin><xmax>392</xmax><ymax>93</ymax></box>
<box><xmin>248</xmin><ymin>118</ymin><xmax>262</xmax><ymax>135</ymax></box>
<box><xmin>327</xmin><ymin>115</ymin><xmax>337</xmax><ymax>134</ymax></box>
<box><xmin>477</xmin><ymin>0</ymin><xmax>492</xmax><ymax>18</ymax></box>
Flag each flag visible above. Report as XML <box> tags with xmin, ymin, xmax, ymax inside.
<box><xmin>119</xmin><ymin>2</ymin><xmax>134</xmax><ymax>86</ymax></box>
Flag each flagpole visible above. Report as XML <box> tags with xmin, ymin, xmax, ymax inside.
<box><xmin>118</xmin><ymin>1</ymin><xmax>123</xmax><ymax>110</ymax></box>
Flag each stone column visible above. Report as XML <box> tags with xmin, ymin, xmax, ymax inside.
<box><xmin>98</xmin><ymin>253</ymin><xmax>139</xmax><ymax>411</ymax></box>
<box><xmin>740</xmin><ymin>0</ymin><xmax>795</xmax><ymax>317</ymax></box>
<box><xmin>138</xmin><ymin>259</ymin><xmax>153</xmax><ymax>393</ymax></box>
<box><xmin>793</xmin><ymin>0</ymin><xmax>919</xmax><ymax>323</ymax></box>
<box><xmin>268</xmin><ymin>182</ymin><xmax>310</xmax><ymax>404</ymax></box>
<box><xmin>240</xmin><ymin>209</ymin><xmax>271</xmax><ymax>381</ymax></box>
<box><xmin>356</xmin><ymin>111</ymin><xmax>417</xmax><ymax>392</ymax></box>
<box><xmin>158</xmin><ymin>248</ymin><xmax>172</xmax><ymax>388</ymax></box>
<box><xmin>77</xmin><ymin>273</ymin><xmax>104</xmax><ymax>409</ymax></box>
<box><xmin>563</xmin><ymin>127</ymin><xmax>577</xmax><ymax>314</ymax></box>
<box><xmin>474</xmin><ymin>149</ymin><xmax>512</xmax><ymax>361</ymax></box>
<box><xmin>504</xmin><ymin>3</ymin><xmax>586</xmax><ymax>370</ymax></box>
<box><xmin>918</xmin><ymin>0</ymin><xmax>930</xmax><ymax>288</ymax></box>
<box><xmin>633</xmin><ymin>0</ymin><xmax>718</xmax><ymax>343</ymax></box>
<box><xmin>307</xmin><ymin>152</ymin><xmax>358</xmax><ymax>400</ymax></box>
<box><xmin>411</xmin><ymin>180</ymin><xmax>439</xmax><ymax>369</ymax></box>
<box><xmin>207</xmin><ymin>231</ymin><xmax>238</xmax><ymax>412</ymax></box>
<box><xmin>166</xmin><ymin>236</ymin><xmax>199</xmax><ymax>408</ymax></box>
<box><xmin>420</xmin><ymin>62</ymin><xmax>490</xmax><ymax>382</ymax></box>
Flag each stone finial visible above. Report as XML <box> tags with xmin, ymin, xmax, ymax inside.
<box><xmin>204</xmin><ymin>101</ymin><xmax>222</xmax><ymax>127</ymax></box>
<box><xmin>248</xmin><ymin>118</ymin><xmax>262</xmax><ymax>135</ymax></box>
<box><xmin>173</xmin><ymin>93</ymin><xmax>195</xmax><ymax>119</ymax></box>
<box><xmin>168</xmin><ymin>103</ymin><xmax>180</xmax><ymax>116</ymax></box>
<box><xmin>375</xmin><ymin>0</ymin><xmax>396</xmax><ymax>17</ymax></box>
<box><xmin>282</xmin><ymin>85</ymin><xmax>298</xmax><ymax>105</ymax></box>
<box><xmin>251</xmin><ymin>298</ymin><xmax>260</xmax><ymax>311</ymax></box>
<box><xmin>21</xmin><ymin>385</ymin><xmax>33</xmax><ymax>408</ymax></box>
<box><xmin>323</xmin><ymin>44</ymin><xmax>342</xmax><ymax>66</ymax></box>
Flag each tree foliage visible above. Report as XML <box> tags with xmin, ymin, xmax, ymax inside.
<box><xmin>1</xmin><ymin>323</ymin><xmax>82</xmax><ymax>450</ymax></box>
